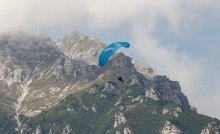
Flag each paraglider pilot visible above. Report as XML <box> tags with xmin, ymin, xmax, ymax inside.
<box><xmin>117</xmin><ymin>75</ymin><xmax>124</xmax><ymax>83</ymax></box>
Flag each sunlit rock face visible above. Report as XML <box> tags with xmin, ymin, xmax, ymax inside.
<box><xmin>62</xmin><ymin>124</ymin><xmax>73</xmax><ymax>134</ymax></box>
<box><xmin>201</xmin><ymin>122</ymin><xmax>220</xmax><ymax>134</ymax></box>
<box><xmin>131</xmin><ymin>59</ymin><xmax>155</xmax><ymax>81</ymax></box>
<box><xmin>20</xmin><ymin>124</ymin><xmax>32</xmax><ymax>134</ymax></box>
<box><xmin>89</xmin><ymin>84</ymin><xmax>100</xmax><ymax>94</ymax></box>
<box><xmin>114</xmin><ymin>111</ymin><xmax>127</xmax><ymax>128</ymax></box>
<box><xmin>160</xmin><ymin>121</ymin><xmax>183</xmax><ymax>134</ymax></box>
<box><xmin>35</xmin><ymin>125</ymin><xmax>44</xmax><ymax>134</ymax></box>
<box><xmin>145</xmin><ymin>88</ymin><xmax>159</xmax><ymax>100</ymax></box>
<box><xmin>56</xmin><ymin>31</ymin><xmax>106</xmax><ymax>65</ymax></box>
<box><xmin>116</xmin><ymin>127</ymin><xmax>133</xmax><ymax>134</ymax></box>
<box><xmin>102</xmin><ymin>82</ymin><xmax>118</xmax><ymax>93</ymax></box>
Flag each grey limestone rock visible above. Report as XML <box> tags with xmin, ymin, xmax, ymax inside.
<box><xmin>160</xmin><ymin>121</ymin><xmax>183</xmax><ymax>134</ymax></box>
<box><xmin>115</xmin><ymin>127</ymin><xmax>133</xmax><ymax>134</ymax></box>
<box><xmin>145</xmin><ymin>88</ymin><xmax>159</xmax><ymax>100</ymax></box>
<box><xmin>20</xmin><ymin>124</ymin><xmax>32</xmax><ymax>134</ymax></box>
<box><xmin>62</xmin><ymin>124</ymin><xmax>73</xmax><ymax>134</ymax></box>
<box><xmin>35</xmin><ymin>125</ymin><xmax>44</xmax><ymax>134</ymax></box>
<box><xmin>102</xmin><ymin>82</ymin><xmax>117</xmax><ymax>93</ymax></box>
<box><xmin>114</xmin><ymin>111</ymin><xmax>127</xmax><ymax>128</ymax></box>
<box><xmin>89</xmin><ymin>84</ymin><xmax>100</xmax><ymax>94</ymax></box>
<box><xmin>201</xmin><ymin>122</ymin><xmax>220</xmax><ymax>134</ymax></box>
<box><xmin>153</xmin><ymin>76</ymin><xmax>190</xmax><ymax>107</ymax></box>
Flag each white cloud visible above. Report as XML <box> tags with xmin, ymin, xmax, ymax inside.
<box><xmin>1</xmin><ymin>0</ymin><xmax>219</xmax><ymax>33</ymax></box>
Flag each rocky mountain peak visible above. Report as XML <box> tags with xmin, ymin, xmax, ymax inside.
<box><xmin>56</xmin><ymin>31</ymin><xmax>106</xmax><ymax>65</ymax></box>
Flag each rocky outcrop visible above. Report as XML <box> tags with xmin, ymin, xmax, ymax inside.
<box><xmin>163</xmin><ymin>108</ymin><xmax>170</xmax><ymax>114</ymax></box>
<box><xmin>201</xmin><ymin>122</ymin><xmax>220</xmax><ymax>134</ymax></box>
<box><xmin>128</xmin><ymin>78</ymin><xmax>140</xmax><ymax>86</ymax></box>
<box><xmin>160</xmin><ymin>121</ymin><xmax>183</xmax><ymax>134</ymax></box>
<box><xmin>152</xmin><ymin>76</ymin><xmax>190</xmax><ymax>107</ymax></box>
<box><xmin>131</xmin><ymin>59</ymin><xmax>155</xmax><ymax>81</ymax></box>
<box><xmin>20</xmin><ymin>124</ymin><xmax>32</xmax><ymax>134</ymax></box>
<box><xmin>100</xmin><ymin>94</ymin><xmax>106</xmax><ymax>98</ymax></box>
<box><xmin>116</xmin><ymin>131</ymin><xmax>121</xmax><ymax>134</ymax></box>
<box><xmin>163</xmin><ymin>107</ymin><xmax>182</xmax><ymax>117</ymax></box>
<box><xmin>116</xmin><ymin>127</ymin><xmax>133</xmax><ymax>134</ymax></box>
<box><xmin>62</xmin><ymin>124</ymin><xmax>73</xmax><ymax>134</ymax></box>
<box><xmin>123</xmin><ymin>127</ymin><xmax>133</xmax><ymax>134</ymax></box>
<box><xmin>114</xmin><ymin>98</ymin><xmax>122</xmax><ymax>106</ymax></box>
<box><xmin>0</xmin><ymin>66</ymin><xmax>30</xmax><ymax>86</ymax></box>
<box><xmin>114</xmin><ymin>111</ymin><xmax>127</xmax><ymax>128</ymax></box>
<box><xmin>173</xmin><ymin>111</ymin><xmax>179</xmax><ymax>117</ymax></box>
<box><xmin>67</xmin><ymin>106</ymin><xmax>75</xmax><ymax>112</ymax></box>
<box><xmin>176</xmin><ymin>107</ymin><xmax>182</xmax><ymax>112</ymax></box>
<box><xmin>52</xmin><ymin>54</ymin><xmax>89</xmax><ymax>78</ymax></box>
<box><xmin>152</xmin><ymin>110</ymin><xmax>157</xmax><ymax>114</ymax></box>
<box><xmin>49</xmin><ymin>129</ymin><xmax>55</xmax><ymax>134</ymax></box>
<box><xmin>92</xmin><ymin>104</ymin><xmax>97</xmax><ymax>112</ymax></box>
<box><xmin>145</xmin><ymin>88</ymin><xmax>159</xmax><ymax>100</ymax></box>
<box><xmin>89</xmin><ymin>84</ymin><xmax>100</xmax><ymax>94</ymax></box>
<box><xmin>131</xmin><ymin>95</ymin><xmax>142</xmax><ymax>102</ymax></box>
<box><xmin>102</xmin><ymin>82</ymin><xmax>118</xmax><ymax>93</ymax></box>
<box><xmin>35</xmin><ymin>125</ymin><xmax>44</xmax><ymax>134</ymax></box>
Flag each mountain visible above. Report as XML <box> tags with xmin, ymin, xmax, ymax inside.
<box><xmin>0</xmin><ymin>31</ymin><xmax>219</xmax><ymax>134</ymax></box>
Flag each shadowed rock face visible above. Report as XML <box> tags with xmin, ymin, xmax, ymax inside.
<box><xmin>153</xmin><ymin>76</ymin><xmax>190</xmax><ymax>107</ymax></box>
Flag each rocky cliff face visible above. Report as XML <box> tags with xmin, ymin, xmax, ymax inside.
<box><xmin>152</xmin><ymin>76</ymin><xmax>190</xmax><ymax>107</ymax></box>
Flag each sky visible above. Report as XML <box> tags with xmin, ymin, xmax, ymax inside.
<box><xmin>1</xmin><ymin>0</ymin><xmax>220</xmax><ymax>119</ymax></box>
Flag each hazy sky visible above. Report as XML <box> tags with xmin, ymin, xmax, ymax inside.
<box><xmin>1</xmin><ymin>0</ymin><xmax>220</xmax><ymax>119</ymax></box>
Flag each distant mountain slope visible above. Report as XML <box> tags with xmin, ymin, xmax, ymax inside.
<box><xmin>0</xmin><ymin>31</ymin><xmax>219</xmax><ymax>134</ymax></box>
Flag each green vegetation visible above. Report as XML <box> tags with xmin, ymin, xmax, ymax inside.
<box><xmin>20</xmin><ymin>82</ymin><xmax>220</xmax><ymax>134</ymax></box>
<box><xmin>0</xmin><ymin>106</ymin><xmax>17</xmax><ymax>133</ymax></box>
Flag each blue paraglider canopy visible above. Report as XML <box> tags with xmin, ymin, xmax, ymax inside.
<box><xmin>98</xmin><ymin>42</ymin><xmax>130</xmax><ymax>66</ymax></box>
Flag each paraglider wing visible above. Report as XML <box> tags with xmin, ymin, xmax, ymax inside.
<box><xmin>98</xmin><ymin>42</ymin><xmax>130</xmax><ymax>66</ymax></box>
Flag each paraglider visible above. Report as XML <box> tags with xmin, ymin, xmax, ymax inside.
<box><xmin>98</xmin><ymin>42</ymin><xmax>130</xmax><ymax>83</ymax></box>
<box><xmin>98</xmin><ymin>42</ymin><xmax>130</xmax><ymax>66</ymax></box>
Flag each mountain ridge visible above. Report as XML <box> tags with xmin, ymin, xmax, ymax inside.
<box><xmin>0</xmin><ymin>31</ymin><xmax>219</xmax><ymax>134</ymax></box>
